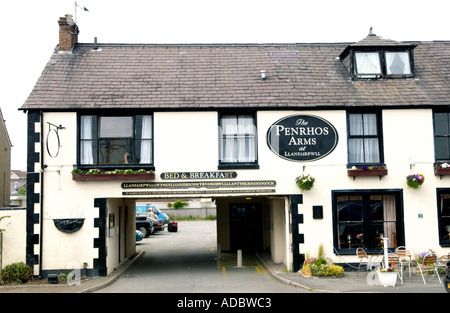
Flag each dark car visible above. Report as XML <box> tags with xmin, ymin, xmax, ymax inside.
<box><xmin>136</xmin><ymin>216</ymin><xmax>154</xmax><ymax>238</ymax></box>
<box><xmin>148</xmin><ymin>216</ymin><xmax>164</xmax><ymax>232</ymax></box>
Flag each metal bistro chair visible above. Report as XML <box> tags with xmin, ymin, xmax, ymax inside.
<box><xmin>356</xmin><ymin>248</ymin><xmax>377</xmax><ymax>275</ymax></box>
<box><xmin>418</xmin><ymin>253</ymin><xmax>442</xmax><ymax>285</ymax></box>
<box><xmin>383</xmin><ymin>253</ymin><xmax>404</xmax><ymax>285</ymax></box>
<box><xmin>438</xmin><ymin>252</ymin><xmax>450</xmax><ymax>274</ymax></box>
<box><xmin>395</xmin><ymin>246</ymin><xmax>412</xmax><ymax>279</ymax></box>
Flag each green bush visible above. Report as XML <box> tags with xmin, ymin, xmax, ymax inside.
<box><xmin>309</xmin><ymin>263</ymin><xmax>344</xmax><ymax>277</ymax></box>
<box><xmin>326</xmin><ymin>265</ymin><xmax>345</xmax><ymax>277</ymax></box>
<box><xmin>173</xmin><ymin>200</ymin><xmax>188</xmax><ymax>209</ymax></box>
<box><xmin>312</xmin><ymin>257</ymin><xmax>327</xmax><ymax>266</ymax></box>
<box><xmin>0</xmin><ymin>262</ymin><xmax>33</xmax><ymax>285</ymax></box>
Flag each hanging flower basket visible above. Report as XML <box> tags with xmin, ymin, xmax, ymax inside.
<box><xmin>296</xmin><ymin>174</ymin><xmax>315</xmax><ymax>191</ymax></box>
<box><xmin>406</xmin><ymin>173</ymin><xmax>425</xmax><ymax>189</ymax></box>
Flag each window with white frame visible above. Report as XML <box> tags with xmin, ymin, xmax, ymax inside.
<box><xmin>79</xmin><ymin>114</ymin><xmax>153</xmax><ymax>167</ymax></box>
<box><xmin>219</xmin><ymin>114</ymin><xmax>258</xmax><ymax>168</ymax></box>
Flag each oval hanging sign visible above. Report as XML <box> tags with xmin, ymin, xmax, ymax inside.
<box><xmin>266</xmin><ymin>114</ymin><xmax>338</xmax><ymax>162</ymax></box>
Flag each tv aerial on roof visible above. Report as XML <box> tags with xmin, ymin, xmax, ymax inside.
<box><xmin>74</xmin><ymin>1</ymin><xmax>89</xmax><ymax>24</ymax></box>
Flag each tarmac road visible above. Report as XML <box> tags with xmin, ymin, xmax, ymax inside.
<box><xmin>96</xmin><ymin>220</ymin><xmax>307</xmax><ymax>293</ymax></box>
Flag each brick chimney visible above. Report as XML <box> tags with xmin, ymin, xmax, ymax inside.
<box><xmin>58</xmin><ymin>15</ymin><xmax>79</xmax><ymax>52</ymax></box>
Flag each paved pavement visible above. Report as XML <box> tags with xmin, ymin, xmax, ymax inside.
<box><xmin>257</xmin><ymin>252</ymin><xmax>447</xmax><ymax>294</ymax></box>
<box><xmin>0</xmin><ymin>250</ymin><xmax>447</xmax><ymax>293</ymax></box>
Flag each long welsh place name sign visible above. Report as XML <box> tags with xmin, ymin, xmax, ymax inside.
<box><xmin>122</xmin><ymin>180</ymin><xmax>276</xmax><ymax>189</ymax></box>
<box><xmin>266</xmin><ymin>114</ymin><xmax>338</xmax><ymax>162</ymax></box>
<box><xmin>123</xmin><ymin>189</ymin><xmax>276</xmax><ymax>196</ymax></box>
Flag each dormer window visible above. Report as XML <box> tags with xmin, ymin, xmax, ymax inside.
<box><xmin>339</xmin><ymin>32</ymin><xmax>416</xmax><ymax>80</ymax></box>
<box><xmin>352</xmin><ymin>49</ymin><xmax>413</xmax><ymax>79</ymax></box>
<box><xmin>354</xmin><ymin>52</ymin><xmax>382</xmax><ymax>77</ymax></box>
<box><xmin>385</xmin><ymin>52</ymin><xmax>412</xmax><ymax>76</ymax></box>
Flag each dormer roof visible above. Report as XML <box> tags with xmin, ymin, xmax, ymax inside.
<box><xmin>339</xmin><ymin>30</ymin><xmax>417</xmax><ymax>59</ymax></box>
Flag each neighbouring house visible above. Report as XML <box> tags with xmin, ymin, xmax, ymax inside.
<box><xmin>0</xmin><ymin>108</ymin><xmax>25</xmax><ymax>270</ymax></box>
<box><xmin>0</xmin><ymin>108</ymin><xmax>12</xmax><ymax>207</ymax></box>
<box><xmin>18</xmin><ymin>14</ymin><xmax>450</xmax><ymax>277</ymax></box>
<box><xmin>10</xmin><ymin>170</ymin><xmax>27</xmax><ymax>207</ymax></box>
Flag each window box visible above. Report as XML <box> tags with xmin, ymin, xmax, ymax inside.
<box><xmin>347</xmin><ymin>168</ymin><xmax>388</xmax><ymax>179</ymax></box>
<box><xmin>72</xmin><ymin>169</ymin><xmax>155</xmax><ymax>181</ymax></box>
<box><xmin>72</xmin><ymin>173</ymin><xmax>155</xmax><ymax>181</ymax></box>
<box><xmin>434</xmin><ymin>167</ymin><xmax>450</xmax><ymax>178</ymax></box>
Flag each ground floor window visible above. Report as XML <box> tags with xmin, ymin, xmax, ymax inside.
<box><xmin>332</xmin><ymin>190</ymin><xmax>404</xmax><ymax>254</ymax></box>
<box><xmin>437</xmin><ymin>189</ymin><xmax>450</xmax><ymax>247</ymax></box>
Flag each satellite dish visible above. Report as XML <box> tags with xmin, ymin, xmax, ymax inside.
<box><xmin>66</xmin><ymin>14</ymin><xmax>75</xmax><ymax>26</ymax></box>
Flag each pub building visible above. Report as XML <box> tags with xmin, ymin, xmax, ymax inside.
<box><xmin>19</xmin><ymin>15</ymin><xmax>450</xmax><ymax>277</ymax></box>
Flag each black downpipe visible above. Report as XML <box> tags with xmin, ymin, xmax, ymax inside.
<box><xmin>39</xmin><ymin>110</ymin><xmax>44</xmax><ymax>277</ymax></box>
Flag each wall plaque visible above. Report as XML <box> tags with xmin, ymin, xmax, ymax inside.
<box><xmin>266</xmin><ymin>114</ymin><xmax>338</xmax><ymax>162</ymax></box>
<box><xmin>160</xmin><ymin>171</ymin><xmax>237</xmax><ymax>180</ymax></box>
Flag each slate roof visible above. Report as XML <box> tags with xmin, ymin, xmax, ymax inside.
<box><xmin>21</xmin><ymin>35</ymin><xmax>450</xmax><ymax>111</ymax></box>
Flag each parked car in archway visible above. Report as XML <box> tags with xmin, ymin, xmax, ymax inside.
<box><xmin>136</xmin><ymin>216</ymin><xmax>154</xmax><ymax>238</ymax></box>
<box><xmin>136</xmin><ymin>230</ymin><xmax>144</xmax><ymax>242</ymax></box>
<box><xmin>136</xmin><ymin>204</ymin><xmax>170</xmax><ymax>226</ymax></box>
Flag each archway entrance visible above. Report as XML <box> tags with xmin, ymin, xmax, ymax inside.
<box><xmin>96</xmin><ymin>195</ymin><xmax>290</xmax><ymax>276</ymax></box>
<box><xmin>229</xmin><ymin>202</ymin><xmax>263</xmax><ymax>252</ymax></box>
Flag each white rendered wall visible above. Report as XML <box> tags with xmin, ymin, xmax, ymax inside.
<box><xmin>38</xmin><ymin>108</ymin><xmax>449</xmax><ymax>272</ymax></box>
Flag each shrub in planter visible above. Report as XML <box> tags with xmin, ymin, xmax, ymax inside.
<box><xmin>310</xmin><ymin>263</ymin><xmax>328</xmax><ymax>276</ymax></box>
<box><xmin>325</xmin><ymin>265</ymin><xmax>345</xmax><ymax>277</ymax></box>
<box><xmin>0</xmin><ymin>262</ymin><xmax>33</xmax><ymax>285</ymax></box>
<box><xmin>302</xmin><ymin>256</ymin><xmax>344</xmax><ymax>277</ymax></box>
<box><xmin>310</xmin><ymin>263</ymin><xmax>344</xmax><ymax>277</ymax></box>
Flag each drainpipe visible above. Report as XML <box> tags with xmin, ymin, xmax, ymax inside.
<box><xmin>39</xmin><ymin>110</ymin><xmax>44</xmax><ymax>277</ymax></box>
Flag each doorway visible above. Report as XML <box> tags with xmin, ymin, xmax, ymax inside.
<box><xmin>229</xmin><ymin>202</ymin><xmax>263</xmax><ymax>252</ymax></box>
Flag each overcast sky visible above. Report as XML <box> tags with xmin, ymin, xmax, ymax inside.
<box><xmin>1</xmin><ymin>0</ymin><xmax>449</xmax><ymax>170</ymax></box>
